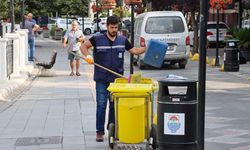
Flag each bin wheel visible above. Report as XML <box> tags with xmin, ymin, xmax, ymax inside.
<box><xmin>108</xmin><ymin>123</ymin><xmax>115</xmax><ymax>149</ymax></box>
<box><xmin>150</xmin><ymin>124</ymin><xmax>157</xmax><ymax>150</ymax></box>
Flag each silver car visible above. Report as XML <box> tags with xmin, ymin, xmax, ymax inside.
<box><xmin>206</xmin><ymin>21</ymin><xmax>229</xmax><ymax>47</ymax></box>
<box><xmin>189</xmin><ymin>21</ymin><xmax>230</xmax><ymax>48</ymax></box>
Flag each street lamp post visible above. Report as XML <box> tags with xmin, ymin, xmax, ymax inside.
<box><xmin>239</xmin><ymin>0</ymin><xmax>242</xmax><ymax>28</ymax></box>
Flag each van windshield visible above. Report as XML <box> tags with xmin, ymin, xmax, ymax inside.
<box><xmin>145</xmin><ymin>16</ymin><xmax>185</xmax><ymax>34</ymax></box>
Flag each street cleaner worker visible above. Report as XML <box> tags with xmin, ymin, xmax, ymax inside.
<box><xmin>80</xmin><ymin>15</ymin><xmax>146</xmax><ymax>142</ymax></box>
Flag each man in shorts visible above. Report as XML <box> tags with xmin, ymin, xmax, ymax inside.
<box><xmin>63</xmin><ymin>20</ymin><xmax>84</xmax><ymax>76</ymax></box>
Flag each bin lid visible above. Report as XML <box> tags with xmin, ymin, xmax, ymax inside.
<box><xmin>158</xmin><ymin>78</ymin><xmax>197</xmax><ymax>84</ymax></box>
<box><xmin>107</xmin><ymin>83</ymin><xmax>153</xmax><ymax>93</ymax></box>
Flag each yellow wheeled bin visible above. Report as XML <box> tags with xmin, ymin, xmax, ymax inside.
<box><xmin>107</xmin><ymin>78</ymin><xmax>157</xmax><ymax>150</ymax></box>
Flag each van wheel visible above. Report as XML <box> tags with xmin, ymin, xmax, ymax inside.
<box><xmin>179</xmin><ymin>59</ymin><xmax>187</xmax><ymax>69</ymax></box>
<box><xmin>139</xmin><ymin>59</ymin><xmax>146</xmax><ymax>70</ymax></box>
<box><xmin>85</xmin><ymin>28</ymin><xmax>91</xmax><ymax>35</ymax></box>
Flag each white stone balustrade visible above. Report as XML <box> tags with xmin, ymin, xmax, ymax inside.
<box><xmin>16</xmin><ymin>30</ymin><xmax>28</xmax><ymax>68</ymax></box>
<box><xmin>0</xmin><ymin>29</ymin><xmax>30</xmax><ymax>82</ymax></box>
<box><xmin>18</xmin><ymin>29</ymin><xmax>29</xmax><ymax>64</ymax></box>
<box><xmin>0</xmin><ymin>38</ymin><xmax>10</xmax><ymax>82</ymax></box>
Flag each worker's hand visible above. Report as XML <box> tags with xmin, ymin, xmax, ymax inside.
<box><xmin>63</xmin><ymin>43</ymin><xmax>67</xmax><ymax>48</ymax></box>
<box><xmin>85</xmin><ymin>55</ymin><xmax>94</xmax><ymax>64</ymax></box>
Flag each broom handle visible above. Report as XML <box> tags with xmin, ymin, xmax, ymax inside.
<box><xmin>71</xmin><ymin>52</ymin><xmax>127</xmax><ymax>79</ymax></box>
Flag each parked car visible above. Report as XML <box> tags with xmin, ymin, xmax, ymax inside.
<box><xmin>47</xmin><ymin>18</ymin><xmax>56</xmax><ymax>31</ymax></box>
<box><xmin>48</xmin><ymin>18</ymin><xmax>94</xmax><ymax>35</ymax></box>
<box><xmin>189</xmin><ymin>21</ymin><xmax>230</xmax><ymax>47</ymax></box>
<box><xmin>134</xmin><ymin>11</ymin><xmax>190</xmax><ymax>69</ymax></box>
<box><xmin>94</xmin><ymin>18</ymin><xmax>107</xmax><ymax>33</ymax></box>
<box><xmin>206</xmin><ymin>21</ymin><xmax>230</xmax><ymax>47</ymax></box>
<box><xmin>122</xmin><ymin>19</ymin><xmax>131</xmax><ymax>32</ymax></box>
<box><xmin>77</xmin><ymin>17</ymin><xmax>93</xmax><ymax>24</ymax></box>
<box><xmin>242</xmin><ymin>19</ymin><xmax>250</xmax><ymax>29</ymax></box>
<box><xmin>78</xmin><ymin>22</ymin><xmax>94</xmax><ymax>35</ymax></box>
<box><xmin>55</xmin><ymin>18</ymin><xmax>73</xmax><ymax>31</ymax></box>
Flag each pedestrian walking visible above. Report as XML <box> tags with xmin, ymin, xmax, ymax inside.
<box><xmin>80</xmin><ymin>15</ymin><xmax>146</xmax><ymax>142</ymax></box>
<box><xmin>22</xmin><ymin>13</ymin><xmax>40</xmax><ymax>61</ymax></box>
<box><xmin>63</xmin><ymin>20</ymin><xmax>85</xmax><ymax>76</ymax></box>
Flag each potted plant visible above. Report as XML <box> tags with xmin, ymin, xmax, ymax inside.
<box><xmin>50</xmin><ymin>24</ymin><xmax>56</xmax><ymax>37</ymax></box>
<box><xmin>43</xmin><ymin>26</ymin><xmax>50</xmax><ymax>38</ymax></box>
<box><xmin>233</xmin><ymin>28</ymin><xmax>250</xmax><ymax>61</ymax></box>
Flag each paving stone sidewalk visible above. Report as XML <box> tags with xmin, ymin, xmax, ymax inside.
<box><xmin>0</xmin><ymin>37</ymin><xmax>108</xmax><ymax>150</ymax></box>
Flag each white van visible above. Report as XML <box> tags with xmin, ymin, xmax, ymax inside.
<box><xmin>134</xmin><ymin>11</ymin><xmax>190</xmax><ymax>69</ymax></box>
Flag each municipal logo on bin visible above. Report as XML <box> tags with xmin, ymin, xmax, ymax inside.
<box><xmin>164</xmin><ymin>113</ymin><xmax>185</xmax><ymax>135</ymax></box>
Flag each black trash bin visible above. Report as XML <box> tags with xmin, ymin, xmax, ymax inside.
<box><xmin>157</xmin><ymin>79</ymin><xmax>197</xmax><ymax>150</ymax></box>
<box><xmin>224</xmin><ymin>40</ymin><xmax>239</xmax><ymax>72</ymax></box>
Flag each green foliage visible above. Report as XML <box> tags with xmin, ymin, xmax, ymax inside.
<box><xmin>0</xmin><ymin>0</ymin><xmax>9</xmax><ymax>20</ymax></box>
<box><xmin>50</xmin><ymin>24</ymin><xmax>56</xmax><ymax>36</ymax></box>
<box><xmin>112</xmin><ymin>7</ymin><xmax>131</xmax><ymax>18</ymax></box>
<box><xmin>227</xmin><ymin>27</ymin><xmax>238</xmax><ymax>36</ymax></box>
<box><xmin>233</xmin><ymin>28</ymin><xmax>250</xmax><ymax>48</ymax></box>
<box><xmin>0</xmin><ymin>0</ymin><xmax>90</xmax><ymax>21</ymax></box>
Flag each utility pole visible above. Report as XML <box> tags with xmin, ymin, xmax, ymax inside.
<box><xmin>198</xmin><ymin>0</ymin><xmax>209</xmax><ymax>149</ymax></box>
<box><xmin>130</xmin><ymin>4</ymin><xmax>134</xmax><ymax>74</ymax></box>
<box><xmin>215</xmin><ymin>9</ymin><xmax>220</xmax><ymax>66</ymax></box>
<box><xmin>81</xmin><ymin>0</ymin><xmax>85</xmax><ymax>34</ymax></box>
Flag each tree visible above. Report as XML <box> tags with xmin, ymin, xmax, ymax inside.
<box><xmin>183</xmin><ymin>0</ymin><xmax>200</xmax><ymax>53</ymax></box>
<box><xmin>0</xmin><ymin>0</ymin><xmax>9</xmax><ymax>20</ymax></box>
<box><xmin>148</xmin><ymin>0</ymin><xmax>200</xmax><ymax>53</ymax></box>
<box><xmin>23</xmin><ymin>0</ymin><xmax>90</xmax><ymax>18</ymax></box>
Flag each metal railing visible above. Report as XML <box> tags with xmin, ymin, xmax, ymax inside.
<box><xmin>6</xmin><ymin>40</ymin><xmax>14</xmax><ymax>78</ymax></box>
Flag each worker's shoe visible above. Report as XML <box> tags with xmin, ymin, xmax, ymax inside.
<box><xmin>96</xmin><ymin>132</ymin><xmax>104</xmax><ymax>142</ymax></box>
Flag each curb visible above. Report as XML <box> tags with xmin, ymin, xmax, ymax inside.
<box><xmin>0</xmin><ymin>67</ymin><xmax>40</xmax><ymax>102</ymax></box>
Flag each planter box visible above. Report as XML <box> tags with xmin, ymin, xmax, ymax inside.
<box><xmin>43</xmin><ymin>30</ymin><xmax>50</xmax><ymax>38</ymax></box>
<box><xmin>53</xmin><ymin>30</ymin><xmax>62</xmax><ymax>40</ymax></box>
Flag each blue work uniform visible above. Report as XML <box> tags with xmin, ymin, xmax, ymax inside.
<box><xmin>89</xmin><ymin>33</ymin><xmax>133</xmax><ymax>134</ymax></box>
